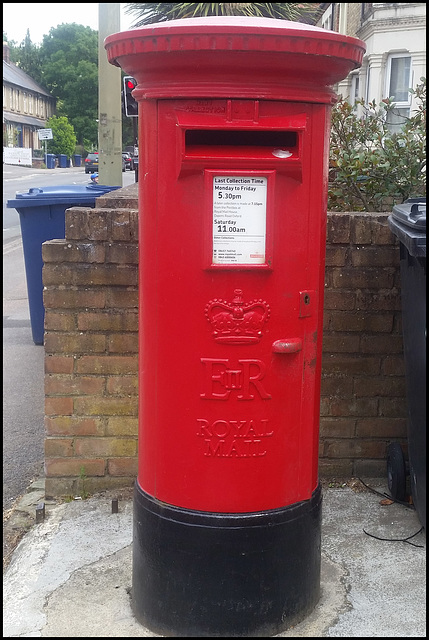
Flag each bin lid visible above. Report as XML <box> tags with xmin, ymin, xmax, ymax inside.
<box><xmin>388</xmin><ymin>213</ymin><xmax>426</xmax><ymax>259</ymax></box>
<box><xmin>391</xmin><ymin>198</ymin><xmax>426</xmax><ymax>231</ymax></box>
<box><xmin>7</xmin><ymin>184</ymin><xmax>121</xmax><ymax>209</ymax></box>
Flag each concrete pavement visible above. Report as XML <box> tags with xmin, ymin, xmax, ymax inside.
<box><xmin>3</xmin><ymin>477</ymin><xmax>426</xmax><ymax>637</ymax></box>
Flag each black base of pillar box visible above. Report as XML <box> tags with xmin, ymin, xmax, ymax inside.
<box><xmin>132</xmin><ymin>482</ymin><xmax>322</xmax><ymax>637</ymax></box>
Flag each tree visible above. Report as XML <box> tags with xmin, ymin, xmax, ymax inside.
<box><xmin>328</xmin><ymin>78</ymin><xmax>426</xmax><ymax>212</ymax></box>
<box><xmin>3</xmin><ymin>32</ymin><xmax>20</xmax><ymax>64</ymax></box>
<box><xmin>14</xmin><ymin>30</ymin><xmax>43</xmax><ymax>84</ymax></box>
<box><xmin>45</xmin><ymin>115</ymin><xmax>77</xmax><ymax>159</ymax></box>
<box><xmin>5</xmin><ymin>24</ymin><xmax>99</xmax><ymax>148</ymax></box>
<box><xmin>124</xmin><ymin>3</ymin><xmax>320</xmax><ymax>26</ymax></box>
<box><xmin>40</xmin><ymin>24</ymin><xmax>99</xmax><ymax>147</ymax></box>
<box><xmin>5</xmin><ymin>23</ymin><xmax>134</xmax><ymax>151</ymax></box>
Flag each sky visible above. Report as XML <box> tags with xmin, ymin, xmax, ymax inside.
<box><xmin>3</xmin><ymin>3</ymin><xmax>136</xmax><ymax>46</ymax></box>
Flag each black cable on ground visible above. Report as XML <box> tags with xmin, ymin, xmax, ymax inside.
<box><xmin>357</xmin><ymin>477</ymin><xmax>415</xmax><ymax>509</ymax></box>
<box><xmin>356</xmin><ymin>478</ymin><xmax>425</xmax><ymax>547</ymax></box>
<box><xmin>363</xmin><ymin>526</ymin><xmax>424</xmax><ymax>548</ymax></box>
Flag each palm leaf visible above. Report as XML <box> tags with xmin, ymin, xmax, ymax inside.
<box><xmin>124</xmin><ymin>3</ymin><xmax>321</xmax><ymax>26</ymax></box>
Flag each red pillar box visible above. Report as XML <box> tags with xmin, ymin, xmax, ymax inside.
<box><xmin>105</xmin><ymin>18</ymin><xmax>365</xmax><ymax>637</ymax></box>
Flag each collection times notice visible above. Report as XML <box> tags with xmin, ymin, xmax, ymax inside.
<box><xmin>212</xmin><ymin>176</ymin><xmax>267</xmax><ymax>265</ymax></box>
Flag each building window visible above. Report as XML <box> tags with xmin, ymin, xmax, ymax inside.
<box><xmin>351</xmin><ymin>73</ymin><xmax>360</xmax><ymax>103</ymax></box>
<box><xmin>387</xmin><ymin>55</ymin><xmax>412</xmax><ymax>103</ymax></box>
<box><xmin>385</xmin><ymin>54</ymin><xmax>412</xmax><ymax>131</ymax></box>
<box><xmin>365</xmin><ymin>67</ymin><xmax>371</xmax><ymax>104</ymax></box>
<box><xmin>321</xmin><ymin>4</ymin><xmax>333</xmax><ymax>30</ymax></box>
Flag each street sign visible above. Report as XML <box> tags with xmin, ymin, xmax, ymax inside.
<box><xmin>38</xmin><ymin>128</ymin><xmax>53</xmax><ymax>140</ymax></box>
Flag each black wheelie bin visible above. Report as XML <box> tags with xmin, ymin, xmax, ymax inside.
<box><xmin>387</xmin><ymin>198</ymin><xmax>426</xmax><ymax>529</ymax></box>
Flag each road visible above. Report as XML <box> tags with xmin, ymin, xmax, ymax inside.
<box><xmin>3</xmin><ymin>164</ymin><xmax>135</xmax><ymax>242</ymax></box>
<box><xmin>3</xmin><ymin>163</ymin><xmax>136</xmax><ymax>511</ymax></box>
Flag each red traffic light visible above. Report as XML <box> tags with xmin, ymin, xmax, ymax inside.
<box><xmin>123</xmin><ymin>76</ymin><xmax>138</xmax><ymax>117</ymax></box>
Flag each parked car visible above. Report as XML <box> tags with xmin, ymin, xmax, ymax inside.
<box><xmin>84</xmin><ymin>152</ymin><xmax>99</xmax><ymax>174</ymax></box>
<box><xmin>122</xmin><ymin>152</ymin><xmax>133</xmax><ymax>171</ymax></box>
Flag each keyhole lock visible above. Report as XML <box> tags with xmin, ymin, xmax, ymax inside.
<box><xmin>299</xmin><ymin>290</ymin><xmax>314</xmax><ymax>318</ymax></box>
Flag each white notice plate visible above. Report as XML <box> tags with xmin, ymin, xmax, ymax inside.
<box><xmin>212</xmin><ymin>176</ymin><xmax>267</xmax><ymax>265</ymax></box>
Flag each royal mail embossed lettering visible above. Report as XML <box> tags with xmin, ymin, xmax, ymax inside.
<box><xmin>203</xmin><ymin>439</ymin><xmax>267</xmax><ymax>457</ymax></box>
<box><xmin>197</xmin><ymin>418</ymin><xmax>273</xmax><ymax>438</ymax></box>
<box><xmin>196</xmin><ymin>418</ymin><xmax>274</xmax><ymax>458</ymax></box>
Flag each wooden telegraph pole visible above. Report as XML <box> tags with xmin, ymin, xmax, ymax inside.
<box><xmin>98</xmin><ymin>3</ymin><xmax>122</xmax><ymax>186</ymax></box>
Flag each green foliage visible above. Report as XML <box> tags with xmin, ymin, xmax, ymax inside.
<box><xmin>45</xmin><ymin>115</ymin><xmax>77</xmax><ymax>158</ymax></box>
<box><xmin>6</xmin><ymin>24</ymin><xmax>99</xmax><ymax>149</ymax></box>
<box><xmin>328</xmin><ymin>78</ymin><xmax>426</xmax><ymax>212</ymax></box>
<box><xmin>40</xmin><ymin>24</ymin><xmax>99</xmax><ymax>147</ymax></box>
<box><xmin>3</xmin><ymin>32</ymin><xmax>19</xmax><ymax>63</ymax></box>
<box><xmin>125</xmin><ymin>2</ymin><xmax>319</xmax><ymax>26</ymax></box>
<box><xmin>79</xmin><ymin>467</ymin><xmax>90</xmax><ymax>500</ymax></box>
<box><xmin>13</xmin><ymin>29</ymin><xmax>43</xmax><ymax>84</ymax></box>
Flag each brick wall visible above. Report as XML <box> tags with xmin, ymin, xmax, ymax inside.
<box><xmin>321</xmin><ymin>212</ymin><xmax>406</xmax><ymax>478</ymax></box>
<box><xmin>347</xmin><ymin>3</ymin><xmax>363</xmax><ymax>37</ymax></box>
<box><xmin>42</xmin><ymin>186</ymin><xmax>140</xmax><ymax>498</ymax></box>
<box><xmin>42</xmin><ymin>186</ymin><xmax>406</xmax><ymax>497</ymax></box>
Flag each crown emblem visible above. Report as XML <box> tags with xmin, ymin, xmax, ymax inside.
<box><xmin>205</xmin><ymin>289</ymin><xmax>270</xmax><ymax>344</ymax></box>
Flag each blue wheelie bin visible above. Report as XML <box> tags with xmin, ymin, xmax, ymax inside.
<box><xmin>58</xmin><ymin>154</ymin><xmax>68</xmax><ymax>168</ymax></box>
<box><xmin>388</xmin><ymin>198</ymin><xmax>426</xmax><ymax>529</ymax></box>
<box><xmin>45</xmin><ymin>154</ymin><xmax>56</xmax><ymax>169</ymax></box>
<box><xmin>7</xmin><ymin>184</ymin><xmax>121</xmax><ymax>345</ymax></box>
<box><xmin>73</xmin><ymin>154</ymin><xmax>82</xmax><ymax>167</ymax></box>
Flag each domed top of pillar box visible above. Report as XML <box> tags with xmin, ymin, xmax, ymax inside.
<box><xmin>105</xmin><ymin>16</ymin><xmax>365</xmax><ymax>104</ymax></box>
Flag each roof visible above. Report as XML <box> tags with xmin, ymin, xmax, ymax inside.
<box><xmin>3</xmin><ymin>110</ymin><xmax>47</xmax><ymax>127</ymax></box>
<box><xmin>3</xmin><ymin>60</ymin><xmax>53</xmax><ymax>98</ymax></box>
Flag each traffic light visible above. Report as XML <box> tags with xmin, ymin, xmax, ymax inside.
<box><xmin>123</xmin><ymin>76</ymin><xmax>138</xmax><ymax>117</ymax></box>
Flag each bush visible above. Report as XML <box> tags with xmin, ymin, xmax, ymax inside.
<box><xmin>328</xmin><ymin>77</ymin><xmax>426</xmax><ymax>212</ymax></box>
<box><xmin>74</xmin><ymin>144</ymin><xmax>85</xmax><ymax>157</ymax></box>
<box><xmin>45</xmin><ymin>115</ymin><xmax>77</xmax><ymax>160</ymax></box>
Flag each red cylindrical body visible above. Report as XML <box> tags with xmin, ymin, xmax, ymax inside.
<box><xmin>106</xmin><ymin>17</ymin><xmax>365</xmax><ymax>637</ymax></box>
<box><xmin>139</xmin><ymin>99</ymin><xmax>328</xmax><ymax>514</ymax></box>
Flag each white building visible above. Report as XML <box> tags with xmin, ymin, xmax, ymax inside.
<box><xmin>316</xmin><ymin>3</ymin><xmax>426</xmax><ymax>129</ymax></box>
<box><xmin>3</xmin><ymin>42</ymin><xmax>56</xmax><ymax>150</ymax></box>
